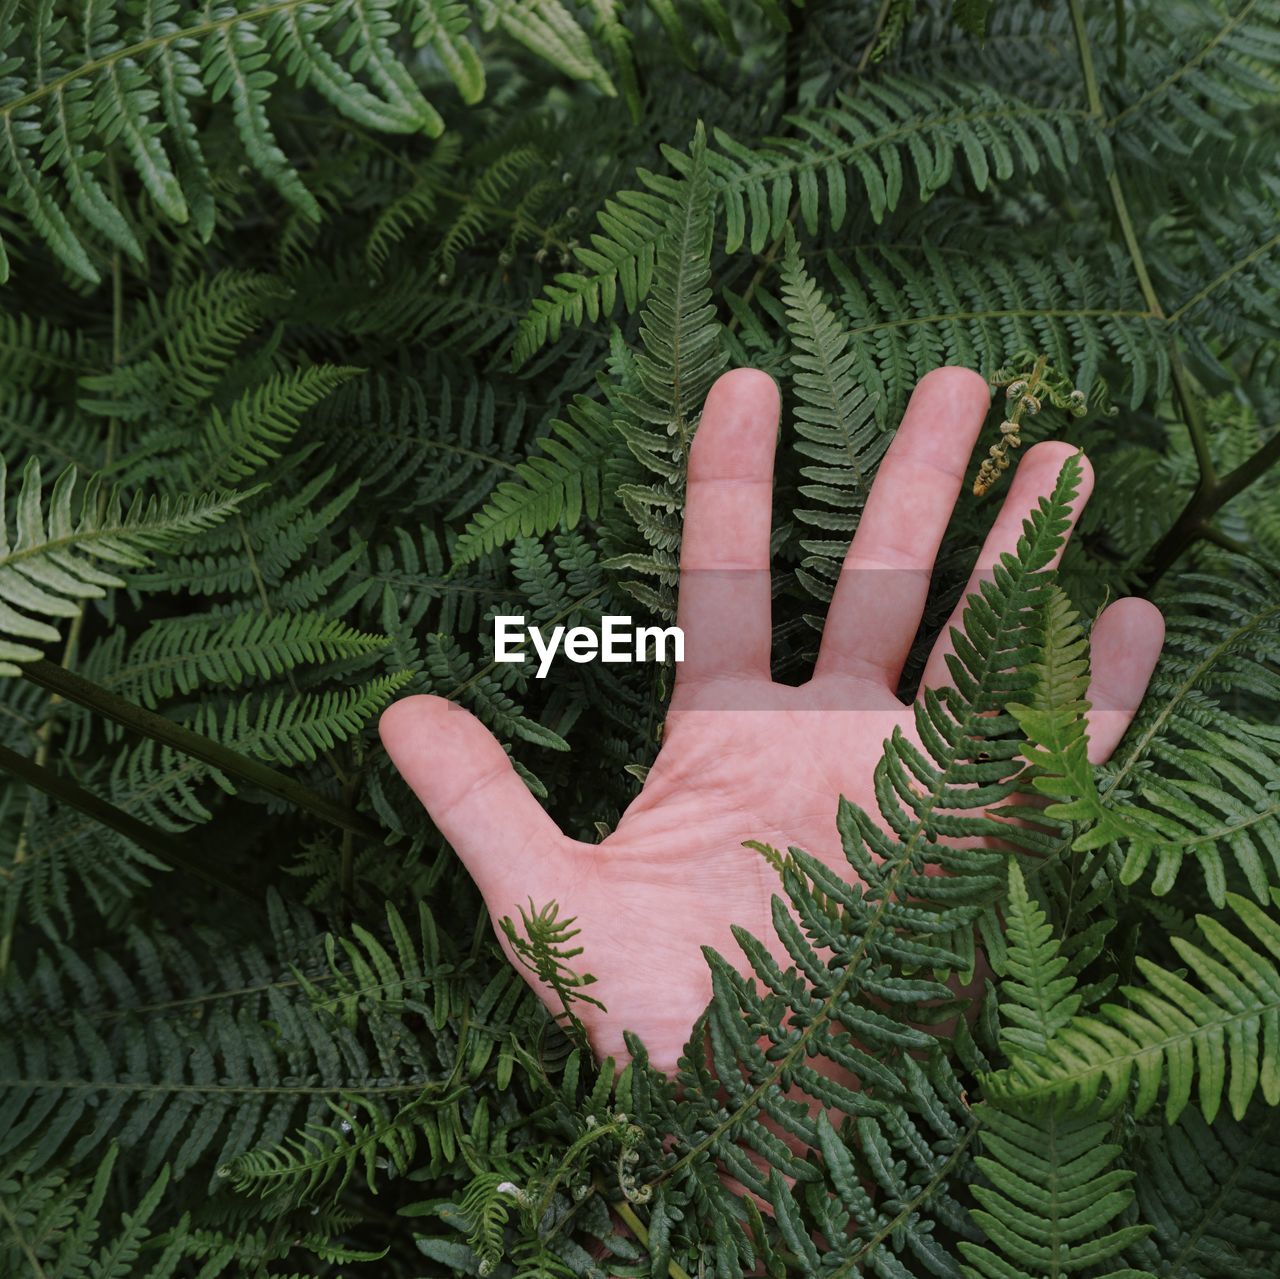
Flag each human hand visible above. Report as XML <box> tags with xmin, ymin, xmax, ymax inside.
<box><xmin>380</xmin><ymin>367</ymin><xmax>1165</xmax><ymax>1074</ymax></box>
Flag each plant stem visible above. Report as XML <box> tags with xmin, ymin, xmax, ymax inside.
<box><xmin>602</xmin><ymin>1182</ymin><xmax>694</xmax><ymax>1279</ymax></box>
<box><xmin>857</xmin><ymin>0</ymin><xmax>894</xmax><ymax>73</ymax></box>
<box><xmin>19</xmin><ymin>659</ymin><xmax>381</xmax><ymax>840</ymax></box>
<box><xmin>1068</xmin><ymin>0</ymin><xmax>1163</xmax><ymax>320</ymax></box>
<box><xmin>0</xmin><ymin>744</ymin><xmax>251</xmax><ymax>901</ymax></box>
<box><xmin>1141</xmin><ymin>424</ymin><xmax>1280</xmax><ymax>586</ymax></box>
<box><xmin>1067</xmin><ymin>0</ymin><xmax>1280</xmax><ymax>581</ymax></box>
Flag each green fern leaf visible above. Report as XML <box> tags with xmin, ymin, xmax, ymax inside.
<box><xmin>0</xmin><ymin>1146</ymin><xmax>180</xmax><ymax>1279</ymax></box>
<box><xmin>267</xmin><ymin>0</ymin><xmax>444</xmax><ymax>137</ymax></box>
<box><xmin>778</xmin><ymin>230</ymin><xmax>888</xmax><ymax>603</ymax></box>
<box><xmin>1102</xmin><ymin>562</ymin><xmax>1280</xmax><ymax>906</ymax></box>
<box><xmin>963</xmin><ymin>865</ymin><xmax>1153</xmax><ymax>1279</ymax></box>
<box><xmin>961</xmin><ymin>1106</ymin><xmax>1153</xmax><ymax>1279</ymax></box>
<box><xmin>202</xmin><ymin>19</ymin><xmax>320</xmax><ymax>221</ymax></box>
<box><xmin>513</xmin><ymin>183</ymin><xmax>671</xmax><ymax>365</ymax></box>
<box><xmin>453</xmin><ymin>396</ymin><xmax>616</xmax><ymax>564</ymax></box>
<box><xmin>1127</xmin><ymin>1106</ymin><xmax>1280</xmax><ymax>1279</ymax></box>
<box><xmin>412</xmin><ymin>1</ymin><xmax>486</xmax><ymax>105</ymax></box>
<box><xmin>101</xmin><ymin>610</ymin><xmax>390</xmax><ymax>707</ymax></box>
<box><xmin>0</xmin><ymin>457</ymin><xmax>241</xmax><ymax>674</ymax></box>
<box><xmin>994</xmin><ymin>862</ymin><xmax>1083</xmax><ymax>1058</ymax></box>
<box><xmin>1008</xmin><ymin>584</ymin><xmax>1146</xmax><ymax>848</ymax></box>
<box><xmin>204</xmin><ymin>364</ymin><xmax>362</xmax><ymax>486</ymax></box>
<box><xmin>988</xmin><ymin>890</ymin><xmax>1280</xmax><ymax>1123</ymax></box>
<box><xmin>481</xmin><ymin>0</ymin><xmax>616</xmax><ymax>96</ymax></box>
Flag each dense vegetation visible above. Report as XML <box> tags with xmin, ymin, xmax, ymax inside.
<box><xmin>1</xmin><ymin>0</ymin><xmax>1278</xmax><ymax>1275</ymax></box>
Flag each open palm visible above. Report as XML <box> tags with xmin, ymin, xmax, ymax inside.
<box><xmin>380</xmin><ymin>367</ymin><xmax>1164</xmax><ymax>1073</ymax></box>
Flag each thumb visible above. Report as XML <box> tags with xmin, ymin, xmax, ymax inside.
<box><xmin>379</xmin><ymin>695</ymin><xmax>569</xmax><ymax>909</ymax></box>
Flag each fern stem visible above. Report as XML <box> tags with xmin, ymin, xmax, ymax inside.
<box><xmin>857</xmin><ymin>0</ymin><xmax>895</xmax><ymax>73</ymax></box>
<box><xmin>0</xmin><ymin>743</ymin><xmax>249</xmax><ymax>900</ymax></box>
<box><xmin>1169</xmin><ymin>359</ymin><xmax>1218</xmax><ymax>490</ymax></box>
<box><xmin>1112</xmin><ymin>0</ymin><xmax>1127</xmax><ymax>79</ymax></box>
<box><xmin>602</xmin><ymin>1184</ymin><xmax>694</xmax><ymax>1279</ymax></box>
<box><xmin>1141</xmin><ymin>423</ymin><xmax>1280</xmax><ymax>585</ymax></box>
<box><xmin>1068</xmin><ymin>0</ymin><xmax>1164</xmax><ymax>321</ymax></box>
<box><xmin>18</xmin><ymin>660</ymin><xmax>381</xmax><ymax>840</ymax></box>
<box><xmin>0</xmin><ymin>1194</ymin><xmax>47</xmax><ymax>1278</ymax></box>
<box><xmin>1068</xmin><ymin>0</ymin><xmax>1262</xmax><ymax>574</ymax></box>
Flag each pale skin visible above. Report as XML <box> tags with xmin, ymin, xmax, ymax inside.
<box><xmin>380</xmin><ymin>367</ymin><xmax>1166</xmax><ymax>1076</ymax></box>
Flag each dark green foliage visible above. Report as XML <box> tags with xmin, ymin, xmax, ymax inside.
<box><xmin>1</xmin><ymin>1</ymin><xmax>1278</xmax><ymax>1276</ymax></box>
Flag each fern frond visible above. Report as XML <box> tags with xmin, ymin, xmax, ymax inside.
<box><xmin>309</xmin><ymin>364</ymin><xmax>528</xmax><ymax>512</ymax></box>
<box><xmin>482</xmin><ymin>0</ymin><xmax>616</xmax><ymax>95</ymax></box>
<box><xmin>517</xmin><ymin>75</ymin><xmax>1086</xmax><ymax>361</ymax></box>
<box><xmin>826</xmin><ymin>242</ymin><xmax>1166</xmax><ymax>419</ymax></box>
<box><xmin>0</xmin><ymin>895</ymin><xmax>462</xmax><ymax>1181</ymax></box>
<box><xmin>778</xmin><ymin>231</ymin><xmax>888</xmax><ymax>603</ymax></box>
<box><xmin>95</xmin><ymin>610</ymin><xmax>389</xmax><ymax>707</ymax></box>
<box><xmin>424</xmin><ymin>634</ymin><xmax>568</xmax><ymax>759</ymax></box>
<box><xmin>220</xmin><ymin>1092</ymin><xmax>426</xmax><ymax>1203</ymax></box>
<box><xmin>962</xmin><ymin>862</ymin><xmax>1152</xmax><ymax>1279</ymax></box>
<box><xmin>1102</xmin><ymin>560</ymin><xmax>1280</xmax><ymax>905</ymax></box>
<box><xmin>606</xmin><ymin>122</ymin><xmax>726</xmax><ymax>613</ymax></box>
<box><xmin>0</xmin><ymin>1146</ymin><xmax>180</xmax><ymax>1279</ymax></box>
<box><xmin>675</xmin><ymin>74</ymin><xmax>1083</xmax><ymax>250</ymax></box>
<box><xmin>0</xmin><ymin>0</ymin><xmax>670</xmax><ymax>277</ymax></box>
<box><xmin>1126</xmin><ymin>1105</ymin><xmax>1280</xmax><ymax>1279</ymax></box>
<box><xmin>0</xmin><ymin>457</ymin><xmax>240</xmax><ymax>674</ymax></box>
<box><xmin>201</xmin><ymin>675</ymin><xmax>413</xmax><ymax>766</ymax></box>
<box><xmin>1107</xmin><ymin>0</ymin><xmax>1280</xmax><ymax>152</ymax></box>
<box><xmin>993</xmin><ymin>862</ymin><xmax>1082</xmax><ymax>1057</ymax></box>
<box><xmin>454</xmin><ymin>396</ymin><xmax>616</xmax><ymax>564</ymax></box>
<box><xmin>514</xmin><ymin>182</ymin><xmax>670</xmax><ymax>365</ymax></box>
<box><xmin>106</xmin><ymin>270</ymin><xmax>288</xmax><ymax>411</ymax></box>
<box><xmin>1163</xmin><ymin>171</ymin><xmax>1280</xmax><ymax>386</ymax></box>
<box><xmin>960</xmin><ymin>1105</ymin><xmax>1152</xmax><ymax>1279</ymax></box>
<box><xmin>0</xmin><ymin>312</ymin><xmax>98</xmax><ymax>390</ymax></box>
<box><xmin>988</xmin><ymin>890</ymin><xmax>1280</xmax><ymax>1124</ymax></box>
<box><xmin>1008</xmin><ymin>583</ymin><xmax>1145</xmax><ymax>848</ymax></box>
<box><xmin>203</xmin><ymin>364</ymin><xmax>362</xmax><ymax>486</ymax></box>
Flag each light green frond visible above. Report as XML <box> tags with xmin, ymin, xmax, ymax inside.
<box><xmin>453</xmin><ymin>396</ymin><xmax>617</xmax><ymax>565</ymax></box>
<box><xmin>0</xmin><ymin>457</ymin><xmax>241</xmax><ymax>673</ymax></box>
<box><xmin>99</xmin><ymin>610</ymin><xmax>390</xmax><ymax>707</ymax></box>
<box><xmin>605</xmin><ymin>122</ymin><xmax>726</xmax><ymax>613</ymax></box>
<box><xmin>994</xmin><ymin>863</ymin><xmax>1083</xmax><ymax>1058</ymax></box>
<box><xmin>964</xmin><ymin>863</ymin><xmax>1153</xmax><ymax>1279</ymax></box>
<box><xmin>988</xmin><ymin>890</ymin><xmax>1280</xmax><ymax>1124</ymax></box>
<box><xmin>203</xmin><ymin>364</ymin><xmax>362</xmax><ymax>486</ymax></box>
<box><xmin>1008</xmin><ymin>584</ymin><xmax>1146</xmax><ymax>848</ymax></box>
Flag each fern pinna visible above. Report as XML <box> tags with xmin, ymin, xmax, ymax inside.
<box><xmin>1</xmin><ymin>0</ymin><xmax>1279</xmax><ymax>1276</ymax></box>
